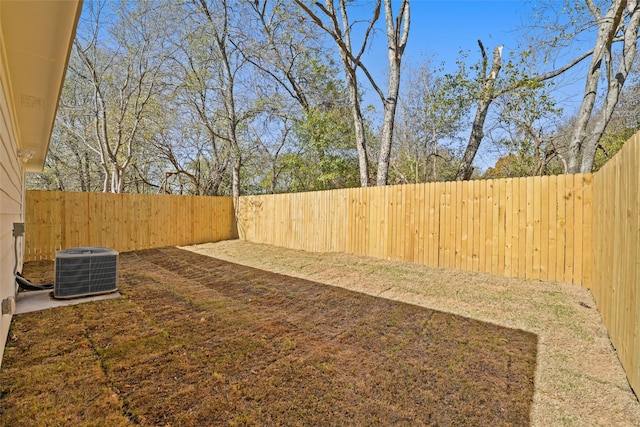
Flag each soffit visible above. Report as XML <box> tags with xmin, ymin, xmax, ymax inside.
<box><xmin>0</xmin><ymin>0</ymin><xmax>82</xmax><ymax>172</ymax></box>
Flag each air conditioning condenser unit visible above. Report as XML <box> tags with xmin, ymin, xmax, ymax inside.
<box><xmin>54</xmin><ymin>247</ymin><xmax>118</xmax><ymax>299</ymax></box>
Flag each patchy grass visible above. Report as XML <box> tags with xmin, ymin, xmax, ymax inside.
<box><xmin>1</xmin><ymin>247</ymin><xmax>538</xmax><ymax>426</ymax></box>
<box><xmin>186</xmin><ymin>240</ymin><xmax>640</xmax><ymax>426</ymax></box>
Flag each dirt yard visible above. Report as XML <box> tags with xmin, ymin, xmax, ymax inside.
<box><xmin>1</xmin><ymin>240</ymin><xmax>639</xmax><ymax>426</ymax></box>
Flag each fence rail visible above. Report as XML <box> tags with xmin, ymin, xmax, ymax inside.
<box><xmin>24</xmin><ymin>191</ymin><xmax>237</xmax><ymax>261</ymax></box>
<box><xmin>236</xmin><ymin>174</ymin><xmax>594</xmax><ymax>286</ymax></box>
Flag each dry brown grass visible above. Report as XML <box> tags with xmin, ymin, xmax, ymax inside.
<box><xmin>185</xmin><ymin>240</ymin><xmax>640</xmax><ymax>426</ymax></box>
<box><xmin>1</xmin><ymin>240</ymin><xmax>638</xmax><ymax>426</ymax></box>
<box><xmin>3</xmin><ymin>246</ymin><xmax>538</xmax><ymax>426</ymax></box>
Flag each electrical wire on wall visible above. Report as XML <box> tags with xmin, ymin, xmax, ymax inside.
<box><xmin>13</xmin><ymin>224</ymin><xmax>52</xmax><ymax>293</ymax></box>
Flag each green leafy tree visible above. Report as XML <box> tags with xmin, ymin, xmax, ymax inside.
<box><xmin>284</xmin><ymin>106</ymin><xmax>360</xmax><ymax>191</ymax></box>
<box><xmin>392</xmin><ymin>62</ymin><xmax>471</xmax><ymax>183</ymax></box>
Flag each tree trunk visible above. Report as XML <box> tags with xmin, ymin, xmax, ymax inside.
<box><xmin>345</xmin><ymin>67</ymin><xmax>370</xmax><ymax>187</ymax></box>
<box><xmin>232</xmin><ymin>155</ymin><xmax>241</xmax><ymax>198</ymax></box>
<box><xmin>580</xmin><ymin>0</ymin><xmax>640</xmax><ymax>172</ymax></box>
<box><xmin>456</xmin><ymin>99</ymin><xmax>491</xmax><ymax>180</ymax></box>
<box><xmin>376</xmin><ymin>99</ymin><xmax>398</xmax><ymax>185</ymax></box>
<box><xmin>101</xmin><ymin>163</ymin><xmax>109</xmax><ymax>193</ymax></box>
<box><xmin>566</xmin><ymin>0</ymin><xmax>638</xmax><ymax>173</ymax></box>
<box><xmin>455</xmin><ymin>43</ymin><xmax>503</xmax><ymax>181</ymax></box>
<box><xmin>375</xmin><ymin>0</ymin><xmax>410</xmax><ymax>186</ymax></box>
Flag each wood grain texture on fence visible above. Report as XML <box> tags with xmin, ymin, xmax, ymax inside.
<box><xmin>24</xmin><ymin>192</ymin><xmax>237</xmax><ymax>261</ymax></box>
<box><xmin>592</xmin><ymin>131</ymin><xmax>640</xmax><ymax>396</ymax></box>
<box><xmin>235</xmin><ymin>174</ymin><xmax>593</xmax><ymax>286</ymax></box>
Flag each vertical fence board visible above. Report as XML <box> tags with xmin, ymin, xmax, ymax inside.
<box><xmin>416</xmin><ymin>184</ymin><xmax>426</xmax><ymax>265</ymax></box>
<box><xmin>574</xmin><ymin>175</ymin><xmax>584</xmax><ymax>285</ymax></box>
<box><xmin>555</xmin><ymin>175</ymin><xmax>566</xmax><ymax>281</ymax></box>
<box><xmin>466</xmin><ymin>181</ymin><xmax>475</xmax><ymax>270</ymax></box>
<box><xmin>564</xmin><ymin>175</ymin><xmax>575</xmax><ymax>284</ymax></box>
<box><xmin>504</xmin><ymin>178</ymin><xmax>513</xmax><ymax>277</ymax></box>
<box><xmin>548</xmin><ymin>176</ymin><xmax>558</xmax><ymax>282</ymax></box>
<box><xmin>440</xmin><ymin>182</ymin><xmax>447</xmax><ymax>268</ymax></box>
<box><xmin>582</xmin><ymin>174</ymin><xmax>594</xmax><ymax>287</ymax></box>
<box><xmin>349</xmin><ymin>188</ymin><xmax>358</xmax><ymax>256</ymax></box>
<box><xmin>517</xmin><ymin>178</ymin><xmax>527</xmax><ymax>279</ymax></box>
<box><xmin>497</xmin><ymin>179</ymin><xmax>506</xmax><ymax>275</ymax></box>
<box><xmin>368</xmin><ymin>187</ymin><xmax>378</xmax><ymax>258</ymax></box>
<box><xmin>403</xmin><ymin>185</ymin><xmax>413</xmax><ymax>262</ymax></box>
<box><xmin>484</xmin><ymin>180</ymin><xmax>493</xmax><ymax>274</ymax></box>
<box><xmin>464</xmin><ymin>181</ymin><xmax>474</xmax><ymax>271</ymax></box>
<box><xmin>459</xmin><ymin>182</ymin><xmax>468</xmax><ymax>270</ymax></box>
<box><xmin>510</xmin><ymin>178</ymin><xmax>520</xmax><ymax>278</ymax></box>
<box><xmin>429</xmin><ymin>182</ymin><xmax>442</xmax><ymax>267</ymax></box>
<box><xmin>491</xmin><ymin>180</ymin><xmax>500</xmax><ymax>275</ymax></box>
<box><xmin>632</xmin><ymin>137</ymin><xmax>640</xmax><ymax>393</ymax></box>
<box><xmin>472</xmin><ymin>180</ymin><xmax>481</xmax><ymax>272</ymax></box>
<box><xmin>453</xmin><ymin>181</ymin><xmax>462</xmax><ymax>270</ymax></box>
<box><xmin>524</xmin><ymin>178</ymin><xmax>534</xmax><ymax>279</ymax></box>
<box><xmin>540</xmin><ymin>176</ymin><xmax>550</xmax><ymax>281</ymax></box>
<box><xmin>532</xmin><ymin>177</ymin><xmax>542</xmax><ymax>280</ymax></box>
<box><xmin>423</xmin><ymin>184</ymin><xmax>432</xmax><ymax>266</ymax></box>
<box><xmin>478</xmin><ymin>180</ymin><xmax>488</xmax><ymax>273</ymax></box>
<box><xmin>448</xmin><ymin>182</ymin><xmax>456</xmax><ymax>269</ymax></box>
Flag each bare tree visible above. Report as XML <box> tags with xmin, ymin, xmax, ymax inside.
<box><xmin>295</xmin><ymin>0</ymin><xmax>410</xmax><ymax>186</ymax></box>
<box><xmin>294</xmin><ymin>0</ymin><xmax>378</xmax><ymax>186</ymax></box>
<box><xmin>166</xmin><ymin>9</ymin><xmax>233</xmax><ymax>195</ymax></box>
<box><xmin>453</xmin><ymin>39</ymin><xmax>594</xmax><ymax>180</ymax></box>
<box><xmin>567</xmin><ymin>0</ymin><xmax>640</xmax><ymax>173</ymax></box>
<box><xmin>189</xmin><ymin>0</ymin><xmax>261</xmax><ymax>197</ymax></box>
<box><xmin>242</xmin><ymin>0</ymin><xmax>318</xmax><ymax>112</ymax></box>
<box><xmin>375</xmin><ymin>0</ymin><xmax>410</xmax><ymax>185</ymax></box>
<box><xmin>72</xmin><ymin>1</ymin><xmax>164</xmax><ymax>193</ymax></box>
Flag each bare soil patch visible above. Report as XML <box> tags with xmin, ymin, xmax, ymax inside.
<box><xmin>1</xmin><ymin>246</ymin><xmax>537</xmax><ymax>426</ymax></box>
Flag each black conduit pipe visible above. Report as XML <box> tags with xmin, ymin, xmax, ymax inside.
<box><xmin>14</xmin><ymin>234</ymin><xmax>53</xmax><ymax>291</ymax></box>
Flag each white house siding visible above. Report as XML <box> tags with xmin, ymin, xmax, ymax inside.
<box><xmin>0</xmin><ymin>43</ymin><xmax>24</xmax><ymax>368</ymax></box>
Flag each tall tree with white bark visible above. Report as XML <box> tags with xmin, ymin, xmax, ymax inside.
<box><xmin>375</xmin><ymin>0</ymin><xmax>410</xmax><ymax>185</ymax></box>
<box><xmin>566</xmin><ymin>0</ymin><xmax>640</xmax><ymax>173</ymax></box>
<box><xmin>295</xmin><ymin>0</ymin><xmax>410</xmax><ymax>186</ymax></box>
<box><xmin>71</xmin><ymin>1</ymin><xmax>165</xmax><ymax>193</ymax></box>
<box><xmin>189</xmin><ymin>0</ymin><xmax>257</xmax><ymax>197</ymax></box>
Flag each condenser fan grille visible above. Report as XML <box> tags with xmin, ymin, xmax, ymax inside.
<box><xmin>54</xmin><ymin>247</ymin><xmax>118</xmax><ymax>299</ymax></box>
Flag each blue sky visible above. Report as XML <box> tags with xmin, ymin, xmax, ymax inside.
<box><xmin>352</xmin><ymin>0</ymin><xmax>589</xmax><ymax>169</ymax></box>
<box><xmin>360</xmin><ymin>0</ymin><xmax>590</xmax><ymax>109</ymax></box>
<box><xmin>404</xmin><ymin>0</ymin><xmax>532</xmax><ymax>71</ymax></box>
<box><xmin>354</xmin><ymin>0</ymin><xmax>536</xmax><ymax>80</ymax></box>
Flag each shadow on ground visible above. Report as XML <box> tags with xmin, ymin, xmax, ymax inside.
<box><xmin>1</xmin><ymin>247</ymin><xmax>537</xmax><ymax>426</ymax></box>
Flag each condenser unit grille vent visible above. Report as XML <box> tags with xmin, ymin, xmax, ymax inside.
<box><xmin>54</xmin><ymin>247</ymin><xmax>118</xmax><ymax>299</ymax></box>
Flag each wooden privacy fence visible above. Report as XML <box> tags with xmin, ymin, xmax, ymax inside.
<box><xmin>24</xmin><ymin>191</ymin><xmax>237</xmax><ymax>261</ymax></box>
<box><xmin>238</xmin><ymin>132</ymin><xmax>640</xmax><ymax>397</ymax></box>
<box><xmin>591</xmin><ymin>131</ymin><xmax>640</xmax><ymax>396</ymax></box>
<box><xmin>236</xmin><ymin>174</ymin><xmax>594</xmax><ymax>287</ymax></box>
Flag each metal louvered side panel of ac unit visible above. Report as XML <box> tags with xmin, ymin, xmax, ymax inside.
<box><xmin>54</xmin><ymin>247</ymin><xmax>118</xmax><ymax>299</ymax></box>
